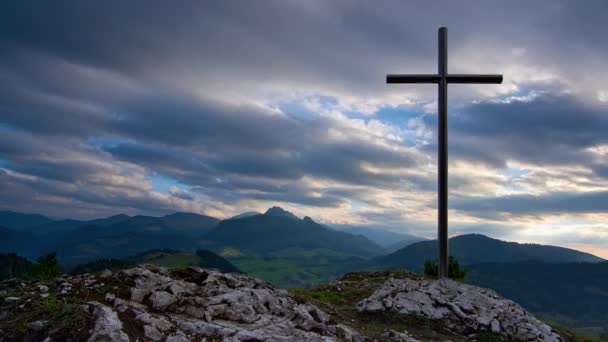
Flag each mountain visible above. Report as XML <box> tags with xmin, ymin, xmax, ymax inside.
<box><xmin>385</xmin><ymin>238</ymin><xmax>427</xmax><ymax>253</ymax></box>
<box><xmin>0</xmin><ymin>211</ymin><xmax>53</xmax><ymax>230</ymax></box>
<box><xmin>228</xmin><ymin>211</ymin><xmax>261</xmax><ymax>220</ymax></box>
<box><xmin>332</xmin><ymin>225</ymin><xmax>426</xmax><ymax>250</ymax></box>
<box><xmin>86</xmin><ymin>212</ymin><xmax>219</xmax><ymax>237</ymax></box>
<box><xmin>466</xmin><ymin>260</ymin><xmax>608</xmax><ymax>337</ymax></box>
<box><xmin>39</xmin><ymin>213</ymin><xmax>220</xmax><ymax>265</ymax></box>
<box><xmin>264</xmin><ymin>206</ymin><xmax>300</xmax><ymax>220</ymax></box>
<box><xmin>25</xmin><ymin>214</ymin><xmax>131</xmax><ymax>236</ymax></box>
<box><xmin>376</xmin><ymin>234</ymin><xmax>604</xmax><ymax>271</ymax></box>
<box><xmin>159</xmin><ymin>212</ymin><xmax>220</xmax><ymax>235</ymax></box>
<box><xmin>0</xmin><ymin>226</ymin><xmax>39</xmax><ymax>258</ymax></box>
<box><xmin>204</xmin><ymin>208</ymin><xmax>383</xmax><ymax>257</ymax></box>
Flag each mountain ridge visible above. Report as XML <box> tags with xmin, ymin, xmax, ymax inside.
<box><xmin>204</xmin><ymin>211</ymin><xmax>384</xmax><ymax>257</ymax></box>
<box><xmin>0</xmin><ymin>211</ymin><xmax>54</xmax><ymax>230</ymax></box>
<box><xmin>376</xmin><ymin>233</ymin><xmax>604</xmax><ymax>271</ymax></box>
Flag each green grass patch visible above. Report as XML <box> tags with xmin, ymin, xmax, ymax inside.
<box><xmin>549</xmin><ymin>323</ymin><xmax>608</xmax><ymax>342</ymax></box>
<box><xmin>219</xmin><ymin>248</ymin><xmax>243</xmax><ymax>258</ymax></box>
<box><xmin>133</xmin><ymin>251</ymin><xmax>202</xmax><ymax>268</ymax></box>
<box><xmin>37</xmin><ymin>295</ymin><xmax>86</xmax><ymax>331</ymax></box>
<box><xmin>229</xmin><ymin>249</ymin><xmax>370</xmax><ymax>288</ymax></box>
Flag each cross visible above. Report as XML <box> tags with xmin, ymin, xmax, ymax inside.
<box><xmin>387</xmin><ymin>27</ymin><xmax>502</xmax><ymax>278</ymax></box>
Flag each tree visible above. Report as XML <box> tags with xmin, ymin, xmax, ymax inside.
<box><xmin>35</xmin><ymin>253</ymin><xmax>63</xmax><ymax>281</ymax></box>
<box><xmin>423</xmin><ymin>256</ymin><xmax>466</xmax><ymax>280</ymax></box>
<box><xmin>424</xmin><ymin>259</ymin><xmax>438</xmax><ymax>277</ymax></box>
<box><xmin>0</xmin><ymin>253</ymin><xmax>35</xmax><ymax>280</ymax></box>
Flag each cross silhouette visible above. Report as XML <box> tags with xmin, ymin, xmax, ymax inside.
<box><xmin>387</xmin><ymin>27</ymin><xmax>503</xmax><ymax>278</ymax></box>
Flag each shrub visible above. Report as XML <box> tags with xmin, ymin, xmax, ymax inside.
<box><xmin>423</xmin><ymin>256</ymin><xmax>466</xmax><ymax>280</ymax></box>
<box><xmin>33</xmin><ymin>253</ymin><xmax>63</xmax><ymax>281</ymax></box>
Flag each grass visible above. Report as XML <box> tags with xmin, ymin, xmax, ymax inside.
<box><xmin>219</xmin><ymin>247</ymin><xmax>244</xmax><ymax>258</ymax></box>
<box><xmin>550</xmin><ymin>323</ymin><xmax>608</xmax><ymax>342</ymax></box>
<box><xmin>1</xmin><ymin>293</ymin><xmax>89</xmax><ymax>339</ymax></box>
<box><xmin>229</xmin><ymin>248</ymin><xmax>368</xmax><ymax>288</ymax></box>
<box><xmin>38</xmin><ymin>295</ymin><xmax>86</xmax><ymax>331</ymax></box>
<box><xmin>138</xmin><ymin>252</ymin><xmax>201</xmax><ymax>268</ymax></box>
<box><xmin>0</xmin><ymin>271</ymin><xmax>131</xmax><ymax>340</ymax></box>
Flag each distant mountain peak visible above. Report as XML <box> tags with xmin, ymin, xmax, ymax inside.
<box><xmin>264</xmin><ymin>207</ymin><xmax>299</xmax><ymax>220</ymax></box>
<box><xmin>228</xmin><ymin>211</ymin><xmax>261</xmax><ymax>220</ymax></box>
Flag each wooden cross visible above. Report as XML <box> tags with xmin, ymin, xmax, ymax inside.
<box><xmin>387</xmin><ymin>27</ymin><xmax>503</xmax><ymax>278</ymax></box>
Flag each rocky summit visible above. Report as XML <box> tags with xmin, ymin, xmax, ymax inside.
<box><xmin>91</xmin><ymin>266</ymin><xmax>361</xmax><ymax>341</ymax></box>
<box><xmin>1</xmin><ymin>265</ymin><xmax>361</xmax><ymax>342</ymax></box>
<box><xmin>358</xmin><ymin>277</ymin><xmax>562</xmax><ymax>341</ymax></box>
<box><xmin>0</xmin><ymin>265</ymin><xmax>566</xmax><ymax>341</ymax></box>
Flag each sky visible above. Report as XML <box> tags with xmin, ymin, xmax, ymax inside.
<box><xmin>1</xmin><ymin>1</ymin><xmax>608</xmax><ymax>258</ymax></box>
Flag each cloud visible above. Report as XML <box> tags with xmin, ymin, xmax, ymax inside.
<box><xmin>0</xmin><ymin>0</ymin><xmax>607</xmax><ymax>256</ymax></box>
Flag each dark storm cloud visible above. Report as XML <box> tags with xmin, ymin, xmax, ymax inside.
<box><xmin>1</xmin><ymin>0</ymin><xmax>608</xmax><ymax>226</ymax></box>
<box><xmin>419</xmin><ymin>94</ymin><xmax>608</xmax><ymax>168</ymax></box>
<box><xmin>102</xmin><ymin>122</ymin><xmax>423</xmax><ymax>204</ymax></box>
<box><xmin>452</xmin><ymin>191</ymin><xmax>608</xmax><ymax>217</ymax></box>
<box><xmin>5</xmin><ymin>0</ymin><xmax>605</xmax><ymax>101</ymax></box>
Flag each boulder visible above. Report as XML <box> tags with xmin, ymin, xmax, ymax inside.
<box><xmin>358</xmin><ymin>277</ymin><xmax>562</xmax><ymax>342</ymax></box>
<box><xmin>86</xmin><ymin>302</ymin><xmax>129</xmax><ymax>342</ymax></box>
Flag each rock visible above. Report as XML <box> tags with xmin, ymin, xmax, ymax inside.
<box><xmin>87</xmin><ymin>302</ymin><xmax>130</xmax><ymax>342</ymax></box>
<box><xmin>149</xmin><ymin>291</ymin><xmax>176</xmax><ymax>311</ymax></box>
<box><xmin>40</xmin><ymin>293</ymin><xmax>50</xmax><ymax>299</ymax></box>
<box><xmin>38</xmin><ymin>285</ymin><xmax>49</xmax><ymax>293</ymax></box>
<box><xmin>97</xmin><ymin>265</ymin><xmax>365</xmax><ymax>341</ymax></box>
<box><xmin>99</xmin><ymin>269</ymin><xmax>113</xmax><ymax>278</ymax></box>
<box><xmin>27</xmin><ymin>320</ymin><xmax>48</xmax><ymax>331</ymax></box>
<box><xmin>358</xmin><ymin>277</ymin><xmax>562</xmax><ymax>342</ymax></box>
<box><xmin>385</xmin><ymin>329</ymin><xmax>421</xmax><ymax>342</ymax></box>
<box><xmin>4</xmin><ymin>296</ymin><xmax>19</xmax><ymax>302</ymax></box>
<box><xmin>130</xmin><ymin>287</ymin><xmax>150</xmax><ymax>303</ymax></box>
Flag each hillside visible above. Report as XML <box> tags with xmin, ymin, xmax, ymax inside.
<box><xmin>377</xmin><ymin>234</ymin><xmax>604</xmax><ymax>271</ymax></box>
<box><xmin>35</xmin><ymin>213</ymin><xmax>219</xmax><ymax>265</ymax></box>
<box><xmin>204</xmin><ymin>208</ymin><xmax>384</xmax><ymax>287</ymax></box>
<box><xmin>68</xmin><ymin>249</ymin><xmax>240</xmax><ymax>275</ymax></box>
<box><xmin>332</xmin><ymin>225</ymin><xmax>426</xmax><ymax>251</ymax></box>
<box><xmin>28</xmin><ymin>214</ymin><xmax>130</xmax><ymax>236</ymax></box>
<box><xmin>0</xmin><ymin>211</ymin><xmax>53</xmax><ymax>230</ymax></box>
<box><xmin>466</xmin><ymin>261</ymin><xmax>608</xmax><ymax>337</ymax></box>
<box><xmin>0</xmin><ymin>226</ymin><xmax>39</xmax><ymax>259</ymax></box>
<box><xmin>204</xmin><ymin>208</ymin><xmax>383</xmax><ymax>257</ymax></box>
<box><xmin>0</xmin><ymin>253</ymin><xmax>35</xmax><ymax>280</ymax></box>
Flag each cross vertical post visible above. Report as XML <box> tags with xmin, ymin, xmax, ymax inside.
<box><xmin>386</xmin><ymin>27</ymin><xmax>502</xmax><ymax>279</ymax></box>
<box><xmin>437</xmin><ymin>27</ymin><xmax>448</xmax><ymax>278</ymax></box>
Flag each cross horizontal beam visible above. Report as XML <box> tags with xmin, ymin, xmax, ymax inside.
<box><xmin>387</xmin><ymin>74</ymin><xmax>502</xmax><ymax>84</ymax></box>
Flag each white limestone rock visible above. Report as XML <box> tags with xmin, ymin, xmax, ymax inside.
<box><xmin>357</xmin><ymin>277</ymin><xmax>562</xmax><ymax>342</ymax></box>
<box><xmin>86</xmin><ymin>302</ymin><xmax>129</xmax><ymax>342</ymax></box>
<box><xmin>384</xmin><ymin>329</ymin><xmax>421</xmax><ymax>342</ymax></box>
<box><xmin>149</xmin><ymin>290</ymin><xmax>177</xmax><ymax>310</ymax></box>
<box><xmin>92</xmin><ymin>265</ymin><xmax>365</xmax><ymax>341</ymax></box>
